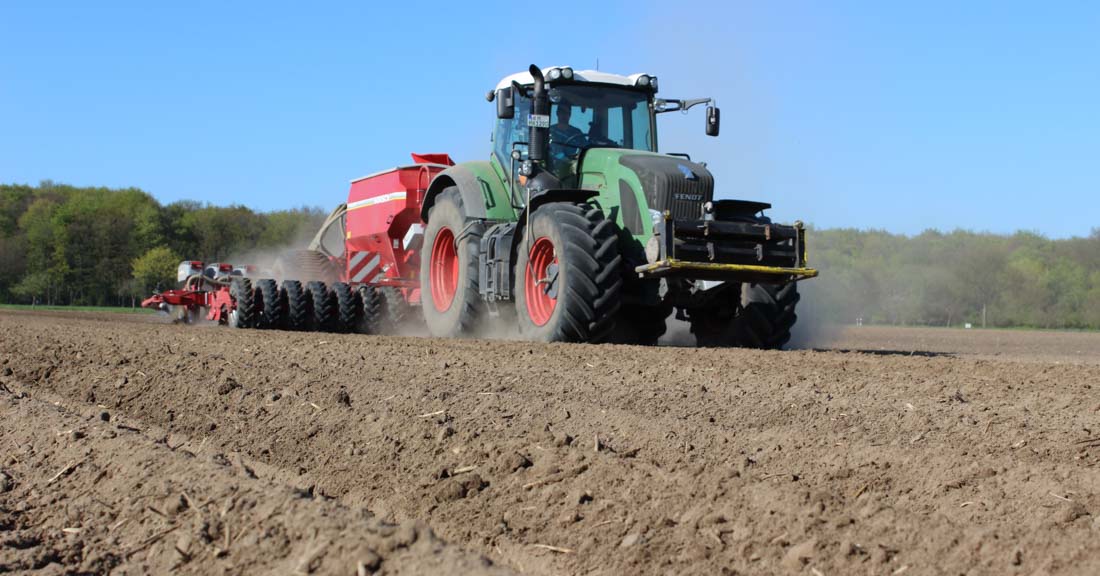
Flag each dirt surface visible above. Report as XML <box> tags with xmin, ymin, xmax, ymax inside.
<box><xmin>3</xmin><ymin>310</ymin><xmax>1100</xmax><ymax>575</ymax></box>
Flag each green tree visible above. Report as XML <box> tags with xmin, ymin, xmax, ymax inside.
<box><xmin>132</xmin><ymin>246</ymin><xmax>181</xmax><ymax>293</ymax></box>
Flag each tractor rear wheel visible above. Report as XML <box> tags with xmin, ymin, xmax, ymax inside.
<box><xmin>306</xmin><ymin>281</ymin><xmax>336</xmax><ymax>332</ymax></box>
<box><xmin>420</xmin><ymin>187</ymin><xmax>483</xmax><ymax>338</ymax></box>
<box><xmin>332</xmin><ymin>282</ymin><xmax>360</xmax><ymax>333</ymax></box>
<box><xmin>514</xmin><ymin>202</ymin><xmax>622</xmax><ymax>343</ymax></box>
<box><xmin>690</xmin><ymin>282</ymin><xmax>800</xmax><ymax>349</ymax></box>
<box><xmin>256</xmin><ymin>279</ymin><xmax>284</xmax><ymax>329</ymax></box>
<box><xmin>229</xmin><ymin>277</ymin><xmax>256</xmax><ymax>329</ymax></box>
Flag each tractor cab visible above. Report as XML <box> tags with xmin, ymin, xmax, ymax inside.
<box><xmin>489</xmin><ymin>66</ymin><xmax>720</xmax><ymax>192</ymax></box>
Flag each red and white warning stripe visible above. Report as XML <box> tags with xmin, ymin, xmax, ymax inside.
<box><xmin>347</xmin><ymin>251</ymin><xmax>382</xmax><ymax>283</ymax></box>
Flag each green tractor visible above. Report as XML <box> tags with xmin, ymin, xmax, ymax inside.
<box><xmin>419</xmin><ymin>64</ymin><xmax>817</xmax><ymax>347</ymax></box>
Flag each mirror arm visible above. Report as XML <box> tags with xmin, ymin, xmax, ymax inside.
<box><xmin>655</xmin><ymin>97</ymin><xmax>712</xmax><ymax>114</ymax></box>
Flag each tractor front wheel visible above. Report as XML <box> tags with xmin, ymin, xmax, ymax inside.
<box><xmin>420</xmin><ymin>187</ymin><xmax>483</xmax><ymax>338</ymax></box>
<box><xmin>612</xmin><ymin>303</ymin><xmax>672</xmax><ymax>345</ymax></box>
<box><xmin>690</xmin><ymin>282</ymin><xmax>800</xmax><ymax>349</ymax></box>
<box><xmin>514</xmin><ymin>202</ymin><xmax>622</xmax><ymax>343</ymax></box>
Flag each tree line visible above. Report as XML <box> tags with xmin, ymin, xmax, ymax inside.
<box><xmin>1</xmin><ymin>182</ymin><xmax>1097</xmax><ymax>329</ymax></box>
<box><xmin>802</xmin><ymin>227</ymin><xmax>1100</xmax><ymax>329</ymax></box>
<box><xmin>0</xmin><ymin>182</ymin><xmax>325</xmax><ymax>306</ymax></box>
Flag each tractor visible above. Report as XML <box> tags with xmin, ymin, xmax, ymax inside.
<box><xmin>147</xmin><ymin>64</ymin><xmax>817</xmax><ymax>348</ymax></box>
<box><xmin>417</xmin><ymin>64</ymin><xmax>817</xmax><ymax>347</ymax></box>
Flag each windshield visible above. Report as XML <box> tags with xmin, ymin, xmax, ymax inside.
<box><xmin>546</xmin><ymin>84</ymin><xmax>654</xmax><ymax>183</ymax></box>
<box><xmin>548</xmin><ymin>85</ymin><xmax>654</xmax><ymax>153</ymax></box>
<box><xmin>491</xmin><ymin>84</ymin><xmax>655</xmax><ymax>186</ymax></box>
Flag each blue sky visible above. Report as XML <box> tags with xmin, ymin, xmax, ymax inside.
<box><xmin>1</xmin><ymin>1</ymin><xmax>1097</xmax><ymax>237</ymax></box>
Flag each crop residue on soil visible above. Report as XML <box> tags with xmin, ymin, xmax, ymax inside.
<box><xmin>2</xmin><ymin>310</ymin><xmax>1100</xmax><ymax>575</ymax></box>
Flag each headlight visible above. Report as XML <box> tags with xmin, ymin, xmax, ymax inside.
<box><xmin>650</xmin><ymin>76</ymin><xmax>658</xmax><ymax>92</ymax></box>
<box><xmin>636</xmin><ymin>75</ymin><xmax>650</xmax><ymax>87</ymax></box>
<box><xmin>548</xmin><ymin>68</ymin><xmax>561</xmax><ymax>81</ymax></box>
<box><xmin>561</xmin><ymin>67</ymin><xmax>573</xmax><ymax>79</ymax></box>
<box><xmin>645</xmin><ymin>236</ymin><xmax>660</xmax><ymax>263</ymax></box>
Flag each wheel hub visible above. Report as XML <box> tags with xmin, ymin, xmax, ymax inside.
<box><xmin>429</xmin><ymin>227</ymin><xmax>459</xmax><ymax>312</ymax></box>
<box><xmin>524</xmin><ymin>237</ymin><xmax>558</xmax><ymax>326</ymax></box>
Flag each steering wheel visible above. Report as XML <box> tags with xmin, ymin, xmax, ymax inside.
<box><xmin>556</xmin><ymin>131</ymin><xmax>588</xmax><ymax>149</ymax></box>
<box><xmin>587</xmin><ymin>135</ymin><xmax>619</xmax><ymax>149</ymax></box>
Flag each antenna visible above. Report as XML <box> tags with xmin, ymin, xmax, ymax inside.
<box><xmin>596</xmin><ymin>57</ymin><xmax>599</xmax><ymax>71</ymax></box>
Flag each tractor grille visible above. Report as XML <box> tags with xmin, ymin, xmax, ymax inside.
<box><xmin>619</xmin><ymin>154</ymin><xmax>714</xmax><ymax>221</ymax></box>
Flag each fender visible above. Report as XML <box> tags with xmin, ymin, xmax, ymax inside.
<box><xmin>420</xmin><ymin>161</ymin><xmax>512</xmax><ymax>223</ymax></box>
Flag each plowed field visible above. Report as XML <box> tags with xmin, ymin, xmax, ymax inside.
<box><xmin>3</xmin><ymin>310</ymin><xmax>1100</xmax><ymax>575</ymax></box>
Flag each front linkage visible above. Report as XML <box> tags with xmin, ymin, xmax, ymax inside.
<box><xmin>637</xmin><ymin>200</ymin><xmax>818</xmax><ymax>285</ymax></box>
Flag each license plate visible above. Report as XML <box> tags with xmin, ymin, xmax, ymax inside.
<box><xmin>527</xmin><ymin>114</ymin><xmax>550</xmax><ymax>128</ymax></box>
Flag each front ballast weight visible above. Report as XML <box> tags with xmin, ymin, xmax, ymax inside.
<box><xmin>636</xmin><ymin>202</ymin><xmax>818</xmax><ymax>285</ymax></box>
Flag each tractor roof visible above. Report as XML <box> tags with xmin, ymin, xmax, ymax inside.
<box><xmin>494</xmin><ymin>67</ymin><xmax>653</xmax><ymax>91</ymax></box>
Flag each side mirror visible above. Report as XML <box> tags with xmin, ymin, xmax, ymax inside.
<box><xmin>706</xmin><ymin>106</ymin><xmax>720</xmax><ymax>137</ymax></box>
<box><xmin>496</xmin><ymin>87</ymin><xmax>514</xmax><ymax>119</ymax></box>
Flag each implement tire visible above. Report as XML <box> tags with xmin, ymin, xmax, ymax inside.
<box><xmin>358</xmin><ymin>285</ymin><xmax>384</xmax><ymax>334</ymax></box>
<box><xmin>283</xmin><ymin>280</ymin><xmax>310</xmax><ymax>331</ymax></box>
<box><xmin>514</xmin><ymin>202</ymin><xmax>622</xmax><ymax>343</ymax></box>
<box><xmin>229</xmin><ymin>277</ymin><xmax>256</xmax><ymax>329</ymax></box>
<box><xmin>306</xmin><ymin>281</ymin><xmax>336</xmax><ymax>332</ymax></box>
<box><xmin>256</xmin><ymin>279</ymin><xmax>284</xmax><ymax>329</ymax></box>
<box><xmin>691</xmin><ymin>282</ymin><xmax>799</xmax><ymax>349</ymax></box>
<box><xmin>332</xmin><ymin>282</ymin><xmax>360</xmax><ymax>333</ymax></box>
<box><xmin>420</xmin><ymin>187</ymin><xmax>483</xmax><ymax>338</ymax></box>
<box><xmin>381</xmin><ymin>287</ymin><xmax>411</xmax><ymax>332</ymax></box>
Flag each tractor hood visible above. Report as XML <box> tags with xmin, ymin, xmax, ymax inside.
<box><xmin>581</xmin><ymin>149</ymin><xmax>715</xmax><ymax>221</ymax></box>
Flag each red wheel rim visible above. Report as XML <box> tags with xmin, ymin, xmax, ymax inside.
<box><xmin>430</xmin><ymin>227</ymin><xmax>459</xmax><ymax>312</ymax></box>
<box><xmin>524</xmin><ymin>237</ymin><xmax>558</xmax><ymax>326</ymax></box>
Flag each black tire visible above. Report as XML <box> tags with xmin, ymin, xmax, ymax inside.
<box><xmin>514</xmin><ymin>202</ymin><xmax>622</xmax><ymax>343</ymax></box>
<box><xmin>274</xmin><ymin>250</ymin><xmax>339</xmax><ymax>284</ymax></box>
<box><xmin>612</xmin><ymin>303</ymin><xmax>671</xmax><ymax>345</ymax></box>
<box><xmin>690</xmin><ymin>282</ymin><xmax>800</xmax><ymax>349</ymax></box>
<box><xmin>420</xmin><ymin>187</ymin><xmax>484</xmax><ymax>338</ymax></box>
<box><xmin>283</xmin><ymin>280</ymin><xmax>311</xmax><ymax>331</ymax></box>
<box><xmin>358</xmin><ymin>285</ymin><xmax>384</xmax><ymax>334</ymax></box>
<box><xmin>229</xmin><ymin>277</ymin><xmax>256</xmax><ymax>329</ymax></box>
<box><xmin>381</xmin><ymin>287</ymin><xmax>411</xmax><ymax>332</ymax></box>
<box><xmin>306</xmin><ymin>281</ymin><xmax>336</xmax><ymax>332</ymax></box>
<box><xmin>256</xmin><ymin>279</ymin><xmax>284</xmax><ymax>329</ymax></box>
<box><xmin>332</xmin><ymin>282</ymin><xmax>360</xmax><ymax>333</ymax></box>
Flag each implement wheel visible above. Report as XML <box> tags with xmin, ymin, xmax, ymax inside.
<box><xmin>282</xmin><ymin>280</ymin><xmax>310</xmax><ymax>331</ymax></box>
<box><xmin>514</xmin><ymin>202</ymin><xmax>622</xmax><ymax>343</ymax></box>
<box><xmin>332</xmin><ymin>282</ymin><xmax>360</xmax><ymax>333</ymax></box>
<box><xmin>256</xmin><ymin>279</ymin><xmax>284</xmax><ymax>329</ymax></box>
<box><xmin>229</xmin><ymin>277</ymin><xmax>256</xmax><ymax>329</ymax></box>
<box><xmin>306</xmin><ymin>281</ymin><xmax>336</xmax><ymax>332</ymax></box>
<box><xmin>420</xmin><ymin>187</ymin><xmax>483</xmax><ymax>337</ymax></box>
<box><xmin>358</xmin><ymin>285</ymin><xmax>383</xmax><ymax>334</ymax></box>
